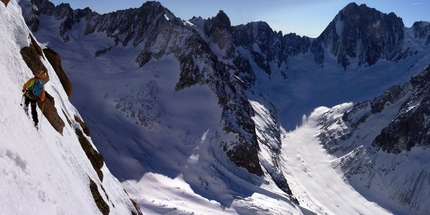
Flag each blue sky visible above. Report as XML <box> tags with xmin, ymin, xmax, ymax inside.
<box><xmin>49</xmin><ymin>0</ymin><xmax>430</xmax><ymax>37</ymax></box>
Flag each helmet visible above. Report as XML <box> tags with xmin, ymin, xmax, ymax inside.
<box><xmin>36</xmin><ymin>71</ymin><xmax>47</xmax><ymax>79</ymax></box>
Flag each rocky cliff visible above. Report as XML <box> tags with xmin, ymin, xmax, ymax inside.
<box><xmin>312</xmin><ymin>3</ymin><xmax>409</xmax><ymax>69</ymax></box>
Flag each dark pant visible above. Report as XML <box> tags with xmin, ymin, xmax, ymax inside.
<box><xmin>25</xmin><ymin>97</ymin><xmax>38</xmax><ymax>125</ymax></box>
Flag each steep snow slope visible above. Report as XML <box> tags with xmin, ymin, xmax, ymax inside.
<box><xmin>0</xmin><ymin>1</ymin><xmax>137</xmax><ymax>214</ymax></box>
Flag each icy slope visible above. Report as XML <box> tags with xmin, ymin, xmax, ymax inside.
<box><xmin>0</xmin><ymin>1</ymin><xmax>138</xmax><ymax>214</ymax></box>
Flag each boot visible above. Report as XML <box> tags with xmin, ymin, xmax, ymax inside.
<box><xmin>23</xmin><ymin>105</ymin><xmax>29</xmax><ymax>116</ymax></box>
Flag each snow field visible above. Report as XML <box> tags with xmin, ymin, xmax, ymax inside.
<box><xmin>280</xmin><ymin>107</ymin><xmax>392</xmax><ymax>215</ymax></box>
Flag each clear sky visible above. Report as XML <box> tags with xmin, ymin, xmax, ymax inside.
<box><xmin>48</xmin><ymin>0</ymin><xmax>430</xmax><ymax>37</ymax></box>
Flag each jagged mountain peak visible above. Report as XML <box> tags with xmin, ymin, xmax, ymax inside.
<box><xmin>135</xmin><ymin>0</ymin><xmax>174</xmax><ymax>18</ymax></box>
<box><xmin>336</xmin><ymin>2</ymin><xmax>403</xmax><ymax>26</ymax></box>
<box><xmin>340</xmin><ymin>2</ymin><xmax>375</xmax><ymax>14</ymax></box>
<box><xmin>139</xmin><ymin>0</ymin><xmax>162</xmax><ymax>8</ymax></box>
<box><xmin>311</xmin><ymin>2</ymin><xmax>406</xmax><ymax>69</ymax></box>
<box><xmin>210</xmin><ymin>10</ymin><xmax>232</xmax><ymax>30</ymax></box>
<box><xmin>20</xmin><ymin>0</ymin><xmax>179</xmax><ymax>44</ymax></box>
<box><xmin>412</xmin><ymin>21</ymin><xmax>430</xmax><ymax>44</ymax></box>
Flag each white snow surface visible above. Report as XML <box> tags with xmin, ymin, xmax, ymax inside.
<box><xmin>9</xmin><ymin>0</ymin><xmax>430</xmax><ymax>214</ymax></box>
<box><xmin>280</xmin><ymin>107</ymin><xmax>390</xmax><ymax>215</ymax></box>
<box><xmin>0</xmin><ymin>1</ymin><xmax>136</xmax><ymax>214</ymax></box>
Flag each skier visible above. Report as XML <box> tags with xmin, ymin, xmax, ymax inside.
<box><xmin>22</xmin><ymin>71</ymin><xmax>47</xmax><ymax>127</ymax></box>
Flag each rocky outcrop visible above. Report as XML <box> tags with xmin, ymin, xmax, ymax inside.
<box><xmin>20</xmin><ymin>35</ymin><xmax>65</xmax><ymax>134</ymax></box>
<box><xmin>412</xmin><ymin>21</ymin><xmax>430</xmax><ymax>45</ymax></box>
<box><xmin>76</xmin><ymin>128</ymin><xmax>104</xmax><ymax>181</ymax></box>
<box><xmin>43</xmin><ymin>48</ymin><xmax>72</xmax><ymax>99</ymax></box>
<box><xmin>231</xmin><ymin>21</ymin><xmax>310</xmax><ymax>73</ymax></box>
<box><xmin>1</xmin><ymin>0</ymin><xmax>9</xmax><ymax>7</ymax></box>
<box><xmin>75</xmin><ymin>115</ymin><xmax>90</xmax><ymax>136</ymax></box>
<box><xmin>40</xmin><ymin>92</ymin><xmax>65</xmax><ymax>134</ymax></box>
<box><xmin>88</xmin><ymin>177</ymin><xmax>110</xmax><ymax>215</ymax></box>
<box><xmin>20</xmin><ymin>35</ymin><xmax>47</xmax><ymax>77</ymax></box>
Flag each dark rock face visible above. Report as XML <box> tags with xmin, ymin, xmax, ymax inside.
<box><xmin>88</xmin><ymin>177</ymin><xmax>110</xmax><ymax>215</ymax></box>
<box><xmin>40</xmin><ymin>92</ymin><xmax>66</xmax><ymax>134</ymax></box>
<box><xmin>232</xmin><ymin>22</ymin><xmax>310</xmax><ymax>73</ymax></box>
<box><xmin>312</xmin><ymin>3</ymin><xmax>406</xmax><ymax>69</ymax></box>
<box><xmin>76</xmin><ymin>128</ymin><xmax>104</xmax><ymax>181</ymax></box>
<box><xmin>1</xmin><ymin>0</ymin><xmax>10</xmax><ymax>7</ymax></box>
<box><xmin>43</xmin><ymin>48</ymin><xmax>73</xmax><ymax>99</ymax></box>
<box><xmin>89</xmin><ymin>2</ymin><xmax>179</xmax><ymax>47</ymax></box>
<box><xmin>413</xmin><ymin>21</ymin><xmax>430</xmax><ymax>39</ymax></box>
<box><xmin>20</xmin><ymin>35</ymin><xmax>47</xmax><ymax>75</ymax></box>
<box><xmin>204</xmin><ymin>10</ymin><xmax>235</xmax><ymax>59</ymax></box>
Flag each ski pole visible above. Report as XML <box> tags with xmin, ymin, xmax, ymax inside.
<box><xmin>20</xmin><ymin>92</ymin><xmax>25</xmax><ymax>106</ymax></box>
<box><xmin>40</xmin><ymin>101</ymin><xmax>45</xmax><ymax>129</ymax></box>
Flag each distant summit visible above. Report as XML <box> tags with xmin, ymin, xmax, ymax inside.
<box><xmin>311</xmin><ymin>2</ymin><xmax>407</xmax><ymax>69</ymax></box>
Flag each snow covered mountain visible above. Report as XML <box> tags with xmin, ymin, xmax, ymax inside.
<box><xmin>0</xmin><ymin>1</ymin><xmax>141</xmax><ymax>215</ymax></box>
<box><xmin>13</xmin><ymin>0</ymin><xmax>430</xmax><ymax>214</ymax></box>
<box><xmin>319</xmin><ymin>65</ymin><xmax>430</xmax><ymax>214</ymax></box>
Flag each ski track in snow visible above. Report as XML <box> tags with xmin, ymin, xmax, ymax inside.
<box><xmin>280</xmin><ymin>107</ymin><xmax>392</xmax><ymax>215</ymax></box>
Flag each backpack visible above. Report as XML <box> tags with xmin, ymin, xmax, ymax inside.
<box><xmin>31</xmin><ymin>78</ymin><xmax>44</xmax><ymax>97</ymax></box>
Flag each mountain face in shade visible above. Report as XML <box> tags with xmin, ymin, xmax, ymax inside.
<box><xmin>311</xmin><ymin>2</ymin><xmax>409</xmax><ymax>69</ymax></box>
